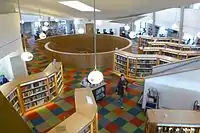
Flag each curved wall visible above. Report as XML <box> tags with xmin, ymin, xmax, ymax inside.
<box><xmin>37</xmin><ymin>34</ymin><xmax>132</xmax><ymax>68</ymax></box>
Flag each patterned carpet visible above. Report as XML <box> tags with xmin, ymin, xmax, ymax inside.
<box><xmin>24</xmin><ymin>46</ymin><xmax>146</xmax><ymax>133</ymax></box>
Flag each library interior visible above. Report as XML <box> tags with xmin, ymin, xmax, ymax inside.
<box><xmin>1</xmin><ymin>0</ymin><xmax>200</xmax><ymax>133</ymax></box>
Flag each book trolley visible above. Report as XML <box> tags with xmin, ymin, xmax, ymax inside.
<box><xmin>145</xmin><ymin>109</ymin><xmax>200</xmax><ymax>133</ymax></box>
<box><xmin>0</xmin><ymin>62</ymin><xmax>64</xmax><ymax>115</ymax></box>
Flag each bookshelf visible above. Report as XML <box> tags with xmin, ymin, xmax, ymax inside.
<box><xmin>0</xmin><ymin>62</ymin><xmax>64</xmax><ymax>114</ymax></box>
<box><xmin>139</xmin><ymin>42</ymin><xmax>200</xmax><ymax>59</ymax></box>
<box><xmin>138</xmin><ymin>36</ymin><xmax>185</xmax><ymax>48</ymax></box>
<box><xmin>145</xmin><ymin>109</ymin><xmax>200</xmax><ymax>133</ymax></box>
<box><xmin>113</xmin><ymin>51</ymin><xmax>179</xmax><ymax>78</ymax></box>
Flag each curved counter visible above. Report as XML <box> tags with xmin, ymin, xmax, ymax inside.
<box><xmin>0</xmin><ymin>62</ymin><xmax>64</xmax><ymax>114</ymax></box>
<box><xmin>48</xmin><ymin>88</ymin><xmax>98</xmax><ymax>133</ymax></box>
<box><xmin>37</xmin><ymin>34</ymin><xmax>132</xmax><ymax>68</ymax></box>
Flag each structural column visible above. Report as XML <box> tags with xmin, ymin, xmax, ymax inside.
<box><xmin>179</xmin><ymin>6</ymin><xmax>185</xmax><ymax>44</ymax></box>
<box><xmin>152</xmin><ymin>12</ymin><xmax>156</xmax><ymax>37</ymax></box>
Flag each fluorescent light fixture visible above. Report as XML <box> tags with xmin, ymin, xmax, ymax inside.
<box><xmin>58</xmin><ymin>1</ymin><xmax>101</xmax><ymax>12</ymax></box>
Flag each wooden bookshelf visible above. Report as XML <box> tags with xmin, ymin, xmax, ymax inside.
<box><xmin>145</xmin><ymin>109</ymin><xmax>200</xmax><ymax>133</ymax></box>
<box><xmin>48</xmin><ymin>89</ymin><xmax>98</xmax><ymax>133</ymax></box>
<box><xmin>113</xmin><ymin>51</ymin><xmax>179</xmax><ymax>78</ymax></box>
<box><xmin>0</xmin><ymin>62</ymin><xmax>64</xmax><ymax>114</ymax></box>
<box><xmin>138</xmin><ymin>36</ymin><xmax>185</xmax><ymax>47</ymax></box>
<box><xmin>139</xmin><ymin>46</ymin><xmax>200</xmax><ymax>59</ymax></box>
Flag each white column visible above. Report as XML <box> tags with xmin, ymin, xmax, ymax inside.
<box><xmin>179</xmin><ymin>6</ymin><xmax>185</xmax><ymax>44</ymax></box>
<box><xmin>152</xmin><ymin>12</ymin><xmax>156</xmax><ymax>37</ymax></box>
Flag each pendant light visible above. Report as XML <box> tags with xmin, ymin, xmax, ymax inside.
<box><xmin>38</xmin><ymin>9</ymin><xmax>47</xmax><ymax>39</ymax></box>
<box><xmin>88</xmin><ymin>0</ymin><xmax>104</xmax><ymax>85</ymax></box>
<box><xmin>129</xmin><ymin>18</ymin><xmax>136</xmax><ymax>39</ymax></box>
<box><xmin>18</xmin><ymin>0</ymin><xmax>34</xmax><ymax>62</ymax></box>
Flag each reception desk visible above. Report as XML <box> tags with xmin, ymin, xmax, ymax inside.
<box><xmin>48</xmin><ymin>88</ymin><xmax>98</xmax><ymax>133</ymax></box>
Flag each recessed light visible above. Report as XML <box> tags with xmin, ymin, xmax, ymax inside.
<box><xmin>58</xmin><ymin>1</ymin><xmax>101</xmax><ymax>12</ymax></box>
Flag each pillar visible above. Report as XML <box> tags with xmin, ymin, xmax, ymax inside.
<box><xmin>179</xmin><ymin>6</ymin><xmax>185</xmax><ymax>44</ymax></box>
<box><xmin>152</xmin><ymin>12</ymin><xmax>156</xmax><ymax>37</ymax></box>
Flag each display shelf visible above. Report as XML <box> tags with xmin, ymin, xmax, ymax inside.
<box><xmin>0</xmin><ymin>62</ymin><xmax>64</xmax><ymax>114</ymax></box>
<box><xmin>113</xmin><ymin>51</ymin><xmax>178</xmax><ymax>78</ymax></box>
<box><xmin>145</xmin><ymin>109</ymin><xmax>200</xmax><ymax>133</ymax></box>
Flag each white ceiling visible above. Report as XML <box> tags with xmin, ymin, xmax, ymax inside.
<box><xmin>2</xmin><ymin>0</ymin><xmax>200</xmax><ymax>19</ymax></box>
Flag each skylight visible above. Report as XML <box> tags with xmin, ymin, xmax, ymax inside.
<box><xmin>58</xmin><ymin>1</ymin><xmax>101</xmax><ymax>12</ymax></box>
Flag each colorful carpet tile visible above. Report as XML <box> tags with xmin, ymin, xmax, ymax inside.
<box><xmin>24</xmin><ymin>46</ymin><xmax>146</xmax><ymax>133</ymax></box>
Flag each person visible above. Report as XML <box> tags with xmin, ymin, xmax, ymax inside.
<box><xmin>117</xmin><ymin>74</ymin><xmax>128</xmax><ymax>109</ymax></box>
<box><xmin>81</xmin><ymin>77</ymin><xmax>89</xmax><ymax>87</ymax></box>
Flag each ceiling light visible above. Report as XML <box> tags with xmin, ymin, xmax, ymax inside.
<box><xmin>44</xmin><ymin>22</ymin><xmax>49</xmax><ymax>26</ymax></box>
<box><xmin>78</xmin><ymin>28</ymin><xmax>85</xmax><ymax>34</ymax></box>
<box><xmin>39</xmin><ymin>32</ymin><xmax>46</xmax><ymax>39</ymax></box>
<box><xmin>88</xmin><ymin>70</ymin><xmax>104</xmax><ymax>84</ymax></box>
<box><xmin>58</xmin><ymin>1</ymin><xmax>101</xmax><ymax>12</ymax></box>
<box><xmin>124</xmin><ymin>25</ymin><xmax>130</xmax><ymax>31</ymax></box>
<box><xmin>42</xmin><ymin>26</ymin><xmax>49</xmax><ymax>32</ymax></box>
<box><xmin>21</xmin><ymin>51</ymin><xmax>33</xmax><ymax>62</ymax></box>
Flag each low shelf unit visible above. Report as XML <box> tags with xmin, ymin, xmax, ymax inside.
<box><xmin>0</xmin><ymin>62</ymin><xmax>64</xmax><ymax>115</ymax></box>
<box><xmin>145</xmin><ymin>109</ymin><xmax>200</xmax><ymax>133</ymax></box>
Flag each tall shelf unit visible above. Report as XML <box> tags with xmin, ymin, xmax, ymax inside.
<box><xmin>113</xmin><ymin>51</ymin><xmax>179</xmax><ymax>78</ymax></box>
<box><xmin>145</xmin><ymin>109</ymin><xmax>200</xmax><ymax>133</ymax></box>
<box><xmin>0</xmin><ymin>62</ymin><xmax>64</xmax><ymax>115</ymax></box>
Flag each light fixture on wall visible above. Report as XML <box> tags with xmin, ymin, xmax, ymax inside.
<box><xmin>88</xmin><ymin>0</ymin><xmax>104</xmax><ymax>84</ymax></box>
<box><xmin>124</xmin><ymin>25</ymin><xmax>130</xmax><ymax>31</ymax></box>
<box><xmin>77</xmin><ymin>28</ymin><xmax>85</xmax><ymax>34</ymax></box>
<box><xmin>17</xmin><ymin>0</ymin><xmax>34</xmax><ymax>62</ymax></box>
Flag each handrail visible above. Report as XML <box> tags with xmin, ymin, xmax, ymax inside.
<box><xmin>146</xmin><ymin>66</ymin><xmax>200</xmax><ymax>79</ymax></box>
<box><xmin>153</xmin><ymin>55</ymin><xmax>200</xmax><ymax>69</ymax></box>
<box><xmin>44</xmin><ymin>35</ymin><xmax>132</xmax><ymax>56</ymax></box>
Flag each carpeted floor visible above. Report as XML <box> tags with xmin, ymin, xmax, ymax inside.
<box><xmin>24</xmin><ymin>46</ymin><xmax>146</xmax><ymax>133</ymax></box>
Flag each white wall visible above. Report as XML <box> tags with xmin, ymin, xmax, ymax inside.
<box><xmin>96</xmin><ymin>20</ymin><xmax>124</xmax><ymax>35</ymax></box>
<box><xmin>143</xmin><ymin>69</ymin><xmax>200</xmax><ymax>109</ymax></box>
<box><xmin>139</xmin><ymin>8</ymin><xmax>200</xmax><ymax>36</ymax></box>
<box><xmin>0</xmin><ymin>13</ymin><xmax>27</xmax><ymax>80</ymax></box>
